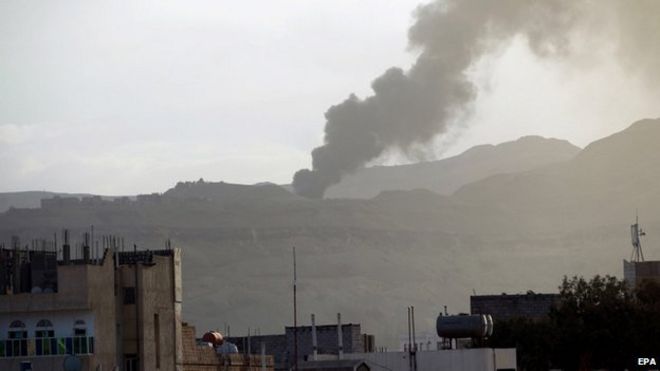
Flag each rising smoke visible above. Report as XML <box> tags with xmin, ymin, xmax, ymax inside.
<box><xmin>292</xmin><ymin>0</ymin><xmax>660</xmax><ymax>198</ymax></box>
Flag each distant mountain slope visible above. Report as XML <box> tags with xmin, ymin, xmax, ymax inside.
<box><xmin>454</xmin><ymin>118</ymin><xmax>660</xmax><ymax>232</ymax></box>
<box><xmin>0</xmin><ymin>181</ymin><xmax>296</xmax><ymax>213</ymax></box>
<box><xmin>325</xmin><ymin>136</ymin><xmax>580</xmax><ymax>199</ymax></box>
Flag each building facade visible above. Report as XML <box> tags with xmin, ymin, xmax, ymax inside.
<box><xmin>0</xmin><ymin>236</ymin><xmax>183</xmax><ymax>371</ymax></box>
<box><xmin>623</xmin><ymin>259</ymin><xmax>660</xmax><ymax>288</ymax></box>
<box><xmin>338</xmin><ymin>348</ymin><xmax>517</xmax><ymax>371</ymax></box>
<box><xmin>227</xmin><ymin>322</ymin><xmax>374</xmax><ymax>371</ymax></box>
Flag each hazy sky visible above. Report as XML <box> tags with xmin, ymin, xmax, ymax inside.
<box><xmin>1</xmin><ymin>1</ymin><xmax>658</xmax><ymax>194</ymax></box>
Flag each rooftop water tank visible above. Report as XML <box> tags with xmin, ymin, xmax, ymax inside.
<box><xmin>436</xmin><ymin>314</ymin><xmax>493</xmax><ymax>339</ymax></box>
<box><xmin>202</xmin><ymin>331</ymin><xmax>224</xmax><ymax>347</ymax></box>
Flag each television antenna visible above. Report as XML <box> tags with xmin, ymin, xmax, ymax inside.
<box><xmin>631</xmin><ymin>213</ymin><xmax>646</xmax><ymax>262</ymax></box>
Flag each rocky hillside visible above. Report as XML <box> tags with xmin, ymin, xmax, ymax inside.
<box><xmin>325</xmin><ymin>136</ymin><xmax>580</xmax><ymax>198</ymax></box>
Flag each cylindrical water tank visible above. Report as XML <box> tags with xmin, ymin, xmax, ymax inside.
<box><xmin>436</xmin><ymin>314</ymin><xmax>493</xmax><ymax>339</ymax></box>
<box><xmin>202</xmin><ymin>331</ymin><xmax>224</xmax><ymax>346</ymax></box>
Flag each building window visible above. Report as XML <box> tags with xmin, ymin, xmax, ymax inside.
<box><xmin>70</xmin><ymin>319</ymin><xmax>89</xmax><ymax>354</ymax></box>
<box><xmin>35</xmin><ymin>319</ymin><xmax>54</xmax><ymax>337</ymax></box>
<box><xmin>9</xmin><ymin>320</ymin><xmax>27</xmax><ymax>338</ymax></box>
<box><xmin>35</xmin><ymin>319</ymin><xmax>55</xmax><ymax>356</ymax></box>
<box><xmin>8</xmin><ymin>320</ymin><xmax>28</xmax><ymax>357</ymax></box>
<box><xmin>125</xmin><ymin>354</ymin><xmax>139</xmax><ymax>371</ymax></box>
<box><xmin>124</xmin><ymin>287</ymin><xmax>136</xmax><ymax>304</ymax></box>
<box><xmin>74</xmin><ymin>319</ymin><xmax>87</xmax><ymax>336</ymax></box>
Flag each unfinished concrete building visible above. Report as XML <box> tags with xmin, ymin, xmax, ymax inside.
<box><xmin>227</xmin><ymin>316</ymin><xmax>375</xmax><ymax>371</ymax></box>
<box><xmin>0</xmin><ymin>233</ymin><xmax>183</xmax><ymax>371</ymax></box>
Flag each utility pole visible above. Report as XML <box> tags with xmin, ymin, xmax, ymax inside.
<box><xmin>293</xmin><ymin>246</ymin><xmax>298</xmax><ymax>371</ymax></box>
<box><xmin>134</xmin><ymin>244</ymin><xmax>140</xmax><ymax>371</ymax></box>
<box><xmin>407</xmin><ymin>307</ymin><xmax>412</xmax><ymax>371</ymax></box>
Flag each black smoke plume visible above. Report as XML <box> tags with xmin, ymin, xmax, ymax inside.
<box><xmin>293</xmin><ymin>0</ymin><xmax>660</xmax><ymax>198</ymax></box>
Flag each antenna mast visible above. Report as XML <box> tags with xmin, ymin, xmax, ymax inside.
<box><xmin>292</xmin><ymin>246</ymin><xmax>298</xmax><ymax>371</ymax></box>
<box><xmin>631</xmin><ymin>213</ymin><xmax>646</xmax><ymax>262</ymax></box>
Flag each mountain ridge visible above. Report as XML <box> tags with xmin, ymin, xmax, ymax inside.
<box><xmin>324</xmin><ymin>135</ymin><xmax>580</xmax><ymax>199</ymax></box>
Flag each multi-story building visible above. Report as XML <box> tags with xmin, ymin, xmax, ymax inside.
<box><xmin>0</xmin><ymin>234</ymin><xmax>183</xmax><ymax>371</ymax></box>
<box><xmin>623</xmin><ymin>260</ymin><xmax>660</xmax><ymax>288</ymax></box>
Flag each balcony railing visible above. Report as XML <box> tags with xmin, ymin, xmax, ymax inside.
<box><xmin>0</xmin><ymin>336</ymin><xmax>94</xmax><ymax>358</ymax></box>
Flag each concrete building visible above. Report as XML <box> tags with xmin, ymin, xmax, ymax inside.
<box><xmin>623</xmin><ymin>259</ymin><xmax>660</xmax><ymax>288</ymax></box>
<box><xmin>227</xmin><ymin>321</ymin><xmax>374</xmax><ymax>371</ymax></box>
<box><xmin>0</xmin><ymin>235</ymin><xmax>183</xmax><ymax>371</ymax></box>
<box><xmin>622</xmin><ymin>218</ymin><xmax>660</xmax><ymax>288</ymax></box>
<box><xmin>181</xmin><ymin>323</ymin><xmax>274</xmax><ymax>371</ymax></box>
<box><xmin>470</xmin><ymin>292</ymin><xmax>559</xmax><ymax>321</ymax></box>
<box><xmin>299</xmin><ymin>359</ymin><xmax>370</xmax><ymax>371</ymax></box>
<box><xmin>310</xmin><ymin>349</ymin><xmax>516</xmax><ymax>371</ymax></box>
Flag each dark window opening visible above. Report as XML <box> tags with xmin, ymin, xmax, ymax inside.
<box><xmin>123</xmin><ymin>287</ymin><xmax>136</xmax><ymax>304</ymax></box>
<box><xmin>8</xmin><ymin>330</ymin><xmax>27</xmax><ymax>339</ymax></box>
<box><xmin>35</xmin><ymin>330</ymin><xmax>54</xmax><ymax>338</ymax></box>
<box><xmin>74</xmin><ymin>319</ymin><xmax>87</xmax><ymax>336</ymax></box>
<box><xmin>19</xmin><ymin>361</ymin><xmax>32</xmax><ymax>371</ymax></box>
<box><xmin>73</xmin><ymin>336</ymin><xmax>88</xmax><ymax>354</ymax></box>
<box><xmin>35</xmin><ymin>319</ymin><xmax>55</xmax><ymax>355</ymax></box>
<box><xmin>8</xmin><ymin>319</ymin><xmax>28</xmax><ymax>356</ymax></box>
<box><xmin>125</xmin><ymin>354</ymin><xmax>138</xmax><ymax>371</ymax></box>
<box><xmin>9</xmin><ymin>320</ymin><xmax>27</xmax><ymax>339</ymax></box>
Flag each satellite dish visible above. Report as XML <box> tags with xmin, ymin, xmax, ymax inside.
<box><xmin>63</xmin><ymin>355</ymin><xmax>82</xmax><ymax>371</ymax></box>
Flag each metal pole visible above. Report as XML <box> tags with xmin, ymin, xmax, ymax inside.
<box><xmin>411</xmin><ymin>306</ymin><xmax>416</xmax><ymax>352</ymax></box>
<box><xmin>311</xmin><ymin>314</ymin><xmax>318</xmax><ymax>361</ymax></box>
<box><xmin>91</xmin><ymin>225</ymin><xmax>94</xmax><ymax>259</ymax></box>
<box><xmin>337</xmin><ymin>313</ymin><xmax>343</xmax><ymax>360</ymax></box>
<box><xmin>411</xmin><ymin>306</ymin><xmax>417</xmax><ymax>371</ymax></box>
<box><xmin>293</xmin><ymin>247</ymin><xmax>298</xmax><ymax>371</ymax></box>
<box><xmin>134</xmin><ymin>244</ymin><xmax>140</xmax><ymax>370</ymax></box>
<box><xmin>407</xmin><ymin>307</ymin><xmax>412</xmax><ymax>371</ymax></box>
<box><xmin>261</xmin><ymin>342</ymin><xmax>266</xmax><ymax>371</ymax></box>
